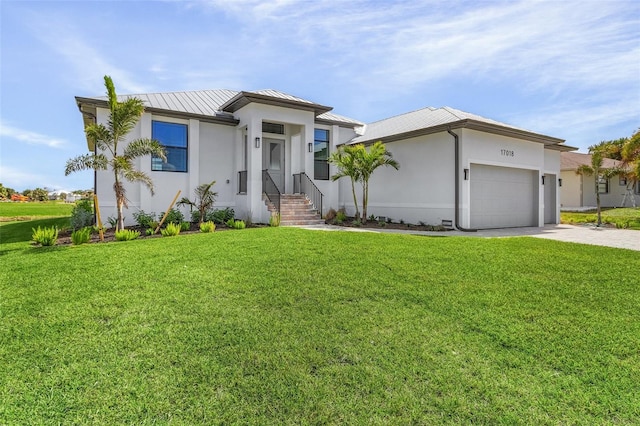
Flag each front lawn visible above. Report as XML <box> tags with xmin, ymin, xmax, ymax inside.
<box><xmin>0</xmin><ymin>201</ymin><xmax>73</xmax><ymax>222</ymax></box>
<box><xmin>561</xmin><ymin>207</ymin><xmax>640</xmax><ymax>229</ymax></box>
<box><xmin>1</xmin><ymin>228</ymin><xmax>638</xmax><ymax>424</ymax></box>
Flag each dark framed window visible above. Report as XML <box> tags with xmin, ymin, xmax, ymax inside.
<box><xmin>314</xmin><ymin>128</ymin><xmax>330</xmax><ymax>180</ymax></box>
<box><xmin>262</xmin><ymin>122</ymin><xmax>285</xmax><ymax>134</ymax></box>
<box><xmin>152</xmin><ymin>121</ymin><xmax>188</xmax><ymax>172</ymax></box>
<box><xmin>619</xmin><ymin>176</ymin><xmax>627</xmax><ymax>186</ymax></box>
<box><xmin>597</xmin><ymin>176</ymin><xmax>609</xmax><ymax>194</ymax></box>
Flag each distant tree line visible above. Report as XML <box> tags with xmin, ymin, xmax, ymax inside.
<box><xmin>0</xmin><ymin>183</ymin><xmax>93</xmax><ymax>201</ymax></box>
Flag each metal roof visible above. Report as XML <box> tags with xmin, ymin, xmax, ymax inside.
<box><xmin>350</xmin><ymin>106</ymin><xmax>570</xmax><ymax>148</ymax></box>
<box><xmin>78</xmin><ymin>88</ymin><xmax>362</xmax><ymax>126</ymax></box>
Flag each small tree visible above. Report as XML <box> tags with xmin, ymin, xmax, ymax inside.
<box><xmin>177</xmin><ymin>180</ymin><xmax>218</xmax><ymax>224</ymax></box>
<box><xmin>65</xmin><ymin>76</ymin><xmax>166</xmax><ymax>230</ymax></box>
<box><xmin>357</xmin><ymin>142</ymin><xmax>400</xmax><ymax>222</ymax></box>
<box><xmin>576</xmin><ymin>142</ymin><xmax>618</xmax><ymax>226</ymax></box>
<box><xmin>329</xmin><ymin>145</ymin><xmax>363</xmax><ymax>220</ymax></box>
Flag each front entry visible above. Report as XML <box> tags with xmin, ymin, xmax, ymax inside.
<box><xmin>263</xmin><ymin>138</ymin><xmax>285</xmax><ymax>192</ymax></box>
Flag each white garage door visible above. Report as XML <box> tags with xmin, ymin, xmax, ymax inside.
<box><xmin>470</xmin><ymin>164</ymin><xmax>538</xmax><ymax>229</ymax></box>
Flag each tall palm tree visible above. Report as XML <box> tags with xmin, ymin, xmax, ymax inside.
<box><xmin>329</xmin><ymin>144</ymin><xmax>363</xmax><ymax>220</ymax></box>
<box><xmin>65</xmin><ymin>76</ymin><xmax>166</xmax><ymax>230</ymax></box>
<box><xmin>575</xmin><ymin>142</ymin><xmax>618</xmax><ymax>226</ymax></box>
<box><xmin>357</xmin><ymin>142</ymin><xmax>399</xmax><ymax>222</ymax></box>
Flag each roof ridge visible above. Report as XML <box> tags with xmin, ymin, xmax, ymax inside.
<box><xmin>365</xmin><ymin>106</ymin><xmax>437</xmax><ymax>125</ymax></box>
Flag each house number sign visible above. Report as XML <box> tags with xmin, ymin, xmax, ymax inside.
<box><xmin>500</xmin><ymin>149</ymin><xmax>515</xmax><ymax>157</ymax></box>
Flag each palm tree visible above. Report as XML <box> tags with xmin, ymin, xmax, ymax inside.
<box><xmin>575</xmin><ymin>142</ymin><xmax>618</xmax><ymax>226</ymax></box>
<box><xmin>177</xmin><ymin>180</ymin><xmax>218</xmax><ymax>224</ymax></box>
<box><xmin>357</xmin><ymin>142</ymin><xmax>399</xmax><ymax>222</ymax></box>
<box><xmin>65</xmin><ymin>76</ymin><xmax>166</xmax><ymax>230</ymax></box>
<box><xmin>329</xmin><ymin>144</ymin><xmax>363</xmax><ymax>220</ymax></box>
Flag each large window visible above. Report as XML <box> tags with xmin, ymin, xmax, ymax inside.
<box><xmin>314</xmin><ymin>128</ymin><xmax>330</xmax><ymax>180</ymax></box>
<box><xmin>597</xmin><ymin>176</ymin><xmax>609</xmax><ymax>194</ymax></box>
<box><xmin>152</xmin><ymin>121</ymin><xmax>188</xmax><ymax>172</ymax></box>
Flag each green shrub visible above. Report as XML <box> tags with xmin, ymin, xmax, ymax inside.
<box><xmin>226</xmin><ymin>219</ymin><xmax>246</xmax><ymax>229</ymax></box>
<box><xmin>133</xmin><ymin>210</ymin><xmax>156</xmax><ymax>228</ymax></box>
<box><xmin>200</xmin><ymin>221</ymin><xmax>216</xmax><ymax>233</ymax></box>
<box><xmin>352</xmin><ymin>219</ymin><xmax>361</xmax><ymax>227</ymax></box>
<box><xmin>71</xmin><ymin>227</ymin><xmax>91</xmax><ymax>245</ymax></box>
<box><xmin>190</xmin><ymin>210</ymin><xmax>201</xmax><ymax>224</ymax></box>
<box><xmin>161</xmin><ymin>222</ymin><xmax>181</xmax><ymax>237</ymax></box>
<box><xmin>336</xmin><ymin>210</ymin><xmax>347</xmax><ymax>222</ymax></box>
<box><xmin>115</xmin><ymin>229</ymin><xmax>140</xmax><ymax>241</ymax></box>
<box><xmin>269</xmin><ymin>213</ymin><xmax>281</xmax><ymax>227</ymax></box>
<box><xmin>368</xmin><ymin>214</ymin><xmax>376</xmax><ymax>222</ymax></box>
<box><xmin>145</xmin><ymin>228</ymin><xmax>154</xmax><ymax>236</ymax></box>
<box><xmin>325</xmin><ymin>208</ymin><xmax>337</xmax><ymax>222</ymax></box>
<box><xmin>180</xmin><ymin>222</ymin><xmax>190</xmax><ymax>231</ymax></box>
<box><xmin>70</xmin><ymin>203</ymin><xmax>93</xmax><ymax>230</ymax></box>
<box><xmin>207</xmin><ymin>208</ymin><xmax>235</xmax><ymax>224</ymax></box>
<box><xmin>106</xmin><ymin>216</ymin><xmax>118</xmax><ymax>229</ymax></box>
<box><xmin>32</xmin><ymin>226</ymin><xmax>59</xmax><ymax>246</ymax></box>
<box><xmin>159</xmin><ymin>208</ymin><xmax>184</xmax><ymax>225</ymax></box>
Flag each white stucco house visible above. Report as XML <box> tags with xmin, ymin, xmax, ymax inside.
<box><xmin>560</xmin><ymin>152</ymin><xmax>639</xmax><ymax>209</ymax></box>
<box><xmin>75</xmin><ymin>88</ymin><xmax>575</xmax><ymax>230</ymax></box>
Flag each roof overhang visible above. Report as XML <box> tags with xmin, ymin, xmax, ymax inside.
<box><xmin>220</xmin><ymin>91</ymin><xmax>333</xmax><ymax>116</ymax></box>
<box><xmin>75</xmin><ymin>96</ymin><xmax>240</xmax><ymax>151</ymax></box>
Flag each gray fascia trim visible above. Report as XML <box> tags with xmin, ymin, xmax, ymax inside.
<box><xmin>545</xmin><ymin>143</ymin><xmax>578</xmax><ymax>152</ymax></box>
<box><xmin>75</xmin><ymin>97</ymin><xmax>239</xmax><ymax>126</ymax></box>
<box><xmin>314</xmin><ymin>118</ymin><xmax>361</xmax><ymax>128</ymax></box>
<box><xmin>220</xmin><ymin>91</ymin><xmax>333</xmax><ymax>116</ymax></box>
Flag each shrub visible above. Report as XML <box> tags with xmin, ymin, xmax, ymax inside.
<box><xmin>115</xmin><ymin>229</ymin><xmax>140</xmax><ymax>241</ymax></box>
<box><xmin>269</xmin><ymin>213</ymin><xmax>281</xmax><ymax>227</ymax></box>
<box><xmin>208</xmin><ymin>208</ymin><xmax>235</xmax><ymax>224</ymax></box>
<box><xmin>200</xmin><ymin>221</ymin><xmax>216</xmax><ymax>233</ymax></box>
<box><xmin>71</xmin><ymin>227</ymin><xmax>91</xmax><ymax>245</ymax></box>
<box><xmin>70</xmin><ymin>201</ymin><xmax>93</xmax><ymax>230</ymax></box>
<box><xmin>336</xmin><ymin>210</ymin><xmax>347</xmax><ymax>222</ymax></box>
<box><xmin>180</xmin><ymin>222</ymin><xmax>190</xmax><ymax>231</ymax></box>
<box><xmin>145</xmin><ymin>228</ymin><xmax>154</xmax><ymax>236</ymax></box>
<box><xmin>106</xmin><ymin>216</ymin><xmax>118</xmax><ymax>229</ymax></box>
<box><xmin>190</xmin><ymin>210</ymin><xmax>201</xmax><ymax>224</ymax></box>
<box><xmin>133</xmin><ymin>210</ymin><xmax>156</xmax><ymax>228</ymax></box>
<box><xmin>159</xmin><ymin>208</ymin><xmax>184</xmax><ymax>225</ymax></box>
<box><xmin>32</xmin><ymin>226</ymin><xmax>59</xmax><ymax>246</ymax></box>
<box><xmin>325</xmin><ymin>208</ymin><xmax>337</xmax><ymax>222</ymax></box>
<box><xmin>368</xmin><ymin>214</ymin><xmax>376</xmax><ymax>222</ymax></box>
<box><xmin>352</xmin><ymin>219</ymin><xmax>361</xmax><ymax>227</ymax></box>
<box><xmin>161</xmin><ymin>222</ymin><xmax>181</xmax><ymax>237</ymax></box>
<box><xmin>226</xmin><ymin>219</ymin><xmax>246</xmax><ymax>229</ymax></box>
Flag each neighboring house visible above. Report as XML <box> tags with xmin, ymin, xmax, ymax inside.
<box><xmin>560</xmin><ymin>152</ymin><xmax>638</xmax><ymax>209</ymax></box>
<box><xmin>75</xmin><ymin>89</ymin><xmax>574</xmax><ymax>229</ymax></box>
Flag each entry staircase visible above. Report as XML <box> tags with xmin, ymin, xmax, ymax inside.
<box><xmin>264</xmin><ymin>194</ymin><xmax>324</xmax><ymax>226</ymax></box>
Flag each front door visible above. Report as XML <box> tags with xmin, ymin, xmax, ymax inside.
<box><xmin>263</xmin><ymin>138</ymin><xmax>285</xmax><ymax>192</ymax></box>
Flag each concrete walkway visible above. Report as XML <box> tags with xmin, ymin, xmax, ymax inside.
<box><xmin>299</xmin><ymin>223</ymin><xmax>640</xmax><ymax>251</ymax></box>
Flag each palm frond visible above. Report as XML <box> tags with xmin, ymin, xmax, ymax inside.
<box><xmin>123</xmin><ymin>138</ymin><xmax>167</xmax><ymax>161</ymax></box>
<box><xmin>65</xmin><ymin>153</ymin><xmax>108</xmax><ymax>175</ymax></box>
<box><xmin>85</xmin><ymin>124</ymin><xmax>113</xmax><ymax>154</ymax></box>
<box><xmin>575</xmin><ymin>165</ymin><xmax>594</xmax><ymax>176</ymax></box>
<box><xmin>121</xmin><ymin>169</ymin><xmax>155</xmax><ymax>195</ymax></box>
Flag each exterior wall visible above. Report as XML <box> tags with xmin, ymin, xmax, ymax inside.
<box><xmin>560</xmin><ymin>170</ymin><xmax>583</xmax><ymax>207</ymax></box>
<box><xmin>338</xmin><ymin>132</ymin><xmax>455</xmax><ymax>225</ymax></box>
<box><xmin>544</xmin><ymin>149</ymin><xmax>561</xmax><ymax>223</ymax></box>
<box><xmin>94</xmin><ymin>107</ymin><xmax>237</xmax><ymax>226</ymax></box>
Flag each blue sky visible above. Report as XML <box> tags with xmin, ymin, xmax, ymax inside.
<box><xmin>1</xmin><ymin>0</ymin><xmax>638</xmax><ymax>192</ymax></box>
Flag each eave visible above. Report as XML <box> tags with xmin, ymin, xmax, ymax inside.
<box><xmin>220</xmin><ymin>91</ymin><xmax>333</xmax><ymax>116</ymax></box>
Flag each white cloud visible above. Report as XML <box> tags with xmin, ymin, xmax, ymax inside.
<box><xmin>0</xmin><ymin>121</ymin><xmax>67</xmax><ymax>149</ymax></box>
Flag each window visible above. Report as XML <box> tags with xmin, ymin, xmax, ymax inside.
<box><xmin>262</xmin><ymin>122</ymin><xmax>285</xmax><ymax>134</ymax></box>
<box><xmin>314</xmin><ymin>128</ymin><xmax>330</xmax><ymax>180</ymax></box>
<box><xmin>597</xmin><ymin>176</ymin><xmax>609</xmax><ymax>194</ymax></box>
<box><xmin>619</xmin><ymin>176</ymin><xmax>627</xmax><ymax>186</ymax></box>
<box><xmin>635</xmin><ymin>181</ymin><xmax>640</xmax><ymax>194</ymax></box>
<box><xmin>152</xmin><ymin>121</ymin><xmax>188</xmax><ymax>172</ymax></box>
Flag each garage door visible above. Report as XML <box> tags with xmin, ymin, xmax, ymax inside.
<box><xmin>470</xmin><ymin>164</ymin><xmax>538</xmax><ymax>229</ymax></box>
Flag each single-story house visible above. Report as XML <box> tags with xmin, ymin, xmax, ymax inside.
<box><xmin>75</xmin><ymin>89</ymin><xmax>575</xmax><ymax>229</ymax></box>
<box><xmin>560</xmin><ymin>151</ymin><xmax>639</xmax><ymax>209</ymax></box>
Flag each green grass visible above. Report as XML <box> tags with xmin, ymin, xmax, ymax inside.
<box><xmin>1</xmin><ymin>228</ymin><xmax>638</xmax><ymax>424</ymax></box>
<box><xmin>561</xmin><ymin>207</ymin><xmax>640</xmax><ymax>229</ymax></box>
<box><xmin>0</xmin><ymin>201</ymin><xmax>73</xmax><ymax>222</ymax></box>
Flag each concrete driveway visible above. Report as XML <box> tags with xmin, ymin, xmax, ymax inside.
<box><xmin>301</xmin><ymin>224</ymin><xmax>640</xmax><ymax>251</ymax></box>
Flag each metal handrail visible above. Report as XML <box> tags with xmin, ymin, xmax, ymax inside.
<box><xmin>262</xmin><ymin>170</ymin><xmax>281</xmax><ymax>213</ymax></box>
<box><xmin>293</xmin><ymin>172</ymin><xmax>323</xmax><ymax>215</ymax></box>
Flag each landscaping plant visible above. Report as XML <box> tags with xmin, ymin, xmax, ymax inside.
<box><xmin>159</xmin><ymin>208</ymin><xmax>184</xmax><ymax>225</ymax></box>
<box><xmin>161</xmin><ymin>222</ymin><xmax>181</xmax><ymax>237</ymax></box>
<box><xmin>114</xmin><ymin>229</ymin><xmax>140</xmax><ymax>241</ymax></box>
<box><xmin>71</xmin><ymin>227</ymin><xmax>92</xmax><ymax>245</ymax></box>
<box><xmin>70</xmin><ymin>199</ymin><xmax>93</xmax><ymax>230</ymax></box>
<box><xmin>177</xmin><ymin>180</ymin><xmax>217</xmax><ymax>224</ymax></box>
<box><xmin>31</xmin><ymin>226</ymin><xmax>59</xmax><ymax>246</ymax></box>
<box><xmin>64</xmin><ymin>75</ymin><xmax>166</xmax><ymax>231</ymax></box>
<box><xmin>200</xmin><ymin>221</ymin><xmax>216</xmax><ymax>233</ymax></box>
<box><xmin>132</xmin><ymin>210</ymin><xmax>156</xmax><ymax>229</ymax></box>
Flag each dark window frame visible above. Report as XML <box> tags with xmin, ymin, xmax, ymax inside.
<box><xmin>597</xmin><ymin>175</ymin><xmax>609</xmax><ymax>194</ymax></box>
<box><xmin>314</xmin><ymin>128</ymin><xmax>330</xmax><ymax>180</ymax></box>
<box><xmin>151</xmin><ymin>121</ymin><xmax>188</xmax><ymax>173</ymax></box>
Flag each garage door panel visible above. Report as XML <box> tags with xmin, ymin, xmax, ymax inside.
<box><xmin>470</xmin><ymin>164</ymin><xmax>538</xmax><ymax>229</ymax></box>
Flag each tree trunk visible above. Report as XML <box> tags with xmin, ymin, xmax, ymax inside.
<box><xmin>350</xmin><ymin>178</ymin><xmax>359</xmax><ymax>220</ymax></box>
<box><xmin>596</xmin><ymin>180</ymin><xmax>602</xmax><ymax>227</ymax></box>
<box><xmin>361</xmin><ymin>180</ymin><xmax>368</xmax><ymax>223</ymax></box>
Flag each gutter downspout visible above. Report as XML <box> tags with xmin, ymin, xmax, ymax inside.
<box><xmin>447</xmin><ymin>127</ymin><xmax>476</xmax><ymax>232</ymax></box>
